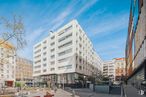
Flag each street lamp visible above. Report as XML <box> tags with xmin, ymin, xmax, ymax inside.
<box><xmin>93</xmin><ymin>73</ymin><xmax>97</xmax><ymax>92</ymax></box>
<box><xmin>21</xmin><ymin>72</ymin><xmax>23</xmax><ymax>90</ymax></box>
<box><xmin>62</xmin><ymin>74</ymin><xmax>65</xmax><ymax>89</ymax></box>
<box><xmin>83</xmin><ymin>76</ymin><xmax>86</xmax><ymax>88</ymax></box>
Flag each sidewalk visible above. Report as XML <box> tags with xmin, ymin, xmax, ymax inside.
<box><xmin>55</xmin><ymin>88</ymin><xmax>121</xmax><ymax>97</ymax></box>
<box><xmin>74</xmin><ymin>88</ymin><xmax>121</xmax><ymax>97</ymax></box>
<box><xmin>124</xmin><ymin>85</ymin><xmax>145</xmax><ymax>97</ymax></box>
<box><xmin>54</xmin><ymin>89</ymin><xmax>79</xmax><ymax>97</ymax></box>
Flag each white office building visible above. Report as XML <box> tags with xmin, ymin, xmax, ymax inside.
<box><xmin>0</xmin><ymin>40</ymin><xmax>16</xmax><ymax>87</ymax></box>
<box><xmin>102</xmin><ymin>58</ymin><xmax>126</xmax><ymax>81</ymax></box>
<box><xmin>103</xmin><ymin>60</ymin><xmax>115</xmax><ymax>80</ymax></box>
<box><xmin>33</xmin><ymin>20</ymin><xmax>103</xmax><ymax>85</ymax></box>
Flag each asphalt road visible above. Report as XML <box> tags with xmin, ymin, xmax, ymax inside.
<box><xmin>65</xmin><ymin>88</ymin><xmax>121</xmax><ymax>97</ymax></box>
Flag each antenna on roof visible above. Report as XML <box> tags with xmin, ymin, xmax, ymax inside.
<box><xmin>50</xmin><ymin>30</ymin><xmax>53</xmax><ymax>34</ymax></box>
<box><xmin>49</xmin><ymin>30</ymin><xmax>53</xmax><ymax>35</ymax></box>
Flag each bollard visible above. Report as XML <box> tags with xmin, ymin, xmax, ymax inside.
<box><xmin>44</xmin><ymin>91</ymin><xmax>54</xmax><ymax>97</ymax></box>
<box><xmin>71</xmin><ymin>89</ymin><xmax>75</xmax><ymax>97</ymax></box>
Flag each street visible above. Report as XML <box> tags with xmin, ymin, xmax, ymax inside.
<box><xmin>55</xmin><ymin>88</ymin><xmax>121</xmax><ymax>97</ymax></box>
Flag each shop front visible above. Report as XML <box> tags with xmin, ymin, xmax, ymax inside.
<box><xmin>5</xmin><ymin>80</ymin><xmax>14</xmax><ymax>87</ymax></box>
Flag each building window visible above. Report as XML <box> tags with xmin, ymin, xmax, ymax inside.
<box><xmin>50</xmin><ymin>68</ymin><xmax>55</xmax><ymax>71</ymax></box>
<box><xmin>34</xmin><ymin>49</ymin><xmax>41</xmax><ymax>54</ymax></box>
<box><xmin>58</xmin><ymin>48</ymin><xmax>72</xmax><ymax>56</ymax></box>
<box><xmin>35</xmin><ymin>54</ymin><xmax>41</xmax><ymax>58</ymax></box>
<box><xmin>1</xmin><ymin>74</ymin><xmax>3</xmax><ymax>77</ymax></box>
<box><xmin>43</xmin><ymin>52</ymin><xmax>46</xmax><ymax>55</ymax></box>
<box><xmin>65</xmin><ymin>25</ymin><xmax>72</xmax><ymax>32</ymax></box>
<box><xmin>58</xmin><ymin>56</ymin><xmax>71</xmax><ymax>63</ymax></box>
<box><xmin>43</xmin><ymin>46</ymin><xmax>47</xmax><ymax>49</ymax></box>
<box><xmin>58</xmin><ymin>65</ymin><xmax>72</xmax><ymax>70</ymax></box>
<box><xmin>50</xmin><ymin>42</ymin><xmax>55</xmax><ymax>46</ymax></box>
<box><xmin>35</xmin><ymin>44</ymin><xmax>41</xmax><ymax>49</ymax></box>
<box><xmin>35</xmin><ymin>60</ymin><xmax>41</xmax><ymax>64</ymax></box>
<box><xmin>58</xmin><ymin>25</ymin><xmax>72</xmax><ymax>36</ymax></box>
<box><xmin>79</xmin><ymin>44</ymin><xmax>82</xmax><ymax>48</ymax></box>
<box><xmin>43</xmin><ymin>69</ymin><xmax>47</xmax><ymax>72</ymax></box>
<box><xmin>51</xmin><ymin>48</ymin><xmax>55</xmax><ymax>52</ymax></box>
<box><xmin>43</xmin><ymin>58</ymin><xmax>47</xmax><ymax>61</ymax></box>
<box><xmin>51</xmin><ymin>36</ymin><xmax>55</xmax><ymax>39</ymax></box>
<box><xmin>79</xmin><ymin>29</ymin><xmax>82</xmax><ymax>33</ymax></box>
<box><xmin>51</xmin><ymin>55</ymin><xmax>55</xmax><ymax>59</ymax></box>
<box><xmin>76</xmin><ymin>63</ymin><xmax>78</xmax><ymax>68</ymax></box>
<box><xmin>58</xmin><ymin>41</ymin><xmax>72</xmax><ymax>49</ymax></box>
<box><xmin>79</xmin><ymin>51</ymin><xmax>82</xmax><ymax>55</ymax></box>
<box><xmin>43</xmin><ymin>40</ymin><xmax>47</xmax><ymax>44</ymax></box>
<box><xmin>34</xmin><ymin>70</ymin><xmax>41</xmax><ymax>73</ymax></box>
<box><xmin>79</xmin><ymin>66</ymin><xmax>82</xmax><ymax>70</ymax></box>
<box><xmin>34</xmin><ymin>65</ymin><xmax>41</xmax><ymax>68</ymax></box>
<box><xmin>51</xmin><ymin>61</ymin><xmax>55</xmax><ymax>65</ymax></box>
<box><xmin>58</xmin><ymin>33</ymin><xmax>72</xmax><ymax>42</ymax></box>
<box><xmin>43</xmin><ymin>64</ymin><xmax>47</xmax><ymax>67</ymax></box>
<box><xmin>79</xmin><ymin>58</ymin><xmax>82</xmax><ymax>63</ymax></box>
<box><xmin>58</xmin><ymin>31</ymin><xmax>65</xmax><ymax>36</ymax></box>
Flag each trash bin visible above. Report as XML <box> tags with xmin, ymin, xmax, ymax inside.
<box><xmin>44</xmin><ymin>92</ymin><xmax>54</xmax><ymax>97</ymax></box>
<box><xmin>44</xmin><ymin>94</ymin><xmax>54</xmax><ymax>97</ymax></box>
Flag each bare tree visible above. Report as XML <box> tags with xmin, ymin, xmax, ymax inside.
<box><xmin>0</xmin><ymin>15</ymin><xmax>26</xmax><ymax>93</ymax></box>
<box><xmin>0</xmin><ymin>15</ymin><xmax>26</xmax><ymax>49</ymax></box>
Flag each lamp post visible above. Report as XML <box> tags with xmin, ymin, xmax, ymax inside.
<box><xmin>83</xmin><ymin>76</ymin><xmax>86</xmax><ymax>88</ymax></box>
<box><xmin>21</xmin><ymin>72</ymin><xmax>23</xmax><ymax>90</ymax></box>
<box><xmin>93</xmin><ymin>73</ymin><xmax>96</xmax><ymax>92</ymax></box>
<box><xmin>63</xmin><ymin>74</ymin><xmax>65</xmax><ymax>89</ymax></box>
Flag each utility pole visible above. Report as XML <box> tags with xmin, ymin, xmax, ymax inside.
<box><xmin>63</xmin><ymin>74</ymin><xmax>65</xmax><ymax>89</ymax></box>
<box><xmin>21</xmin><ymin>72</ymin><xmax>23</xmax><ymax>90</ymax></box>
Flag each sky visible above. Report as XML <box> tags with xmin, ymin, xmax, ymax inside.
<box><xmin>0</xmin><ymin>0</ymin><xmax>131</xmax><ymax>61</ymax></box>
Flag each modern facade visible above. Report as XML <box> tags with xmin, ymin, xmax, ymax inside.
<box><xmin>125</xmin><ymin>0</ymin><xmax>146</xmax><ymax>91</ymax></box>
<box><xmin>33</xmin><ymin>20</ymin><xmax>103</xmax><ymax>86</ymax></box>
<box><xmin>0</xmin><ymin>40</ymin><xmax>16</xmax><ymax>87</ymax></box>
<box><xmin>114</xmin><ymin>58</ymin><xmax>126</xmax><ymax>81</ymax></box>
<box><xmin>103</xmin><ymin>60</ymin><xmax>115</xmax><ymax>80</ymax></box>
<box><xmin>16</xmin><ymin>57</ymin><xmax>33</xmax><ymax>82</ymax></box>
<box><xmin>103</xmin><ymin>58</ymin><xmax>126</xmax><ymax>81</ymax></box>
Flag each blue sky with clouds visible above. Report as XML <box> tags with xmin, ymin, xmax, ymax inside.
<box><xmin>0</xmin><ymin>0</ymin><xmax>131</xmax><ymax>61</ymax></box>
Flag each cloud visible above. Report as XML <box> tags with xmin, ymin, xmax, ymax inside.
<box><xmin>87</xmin><ymin>12</ymin><xmax>129</xmax><ymax>37</ymax></box>
<box><xmin>51</xmin><ymin>11</ymin><xmax>70</xmax><ymax>25</ymax></box>
<box><xmin>96</xmin><ymin>37</ymin><xmax>126</xmax><ymax>52</ymax></box>
<box><xmin>97</xmin><ymin>13</ymin><xmax>128</xmax><ymax>34</ymax></box>
<box><xmin>51</xmin><ymin>0</ymin><xmax>99</xmax><ymax>31</ymax></box>
<box><xmin>27</xmin><ymin>27</ymin><xmax>47</xmax><ymax>43</ymax></box>
<box><xmin>87</xmin><ymin>8</ymin><xmax>106</xmax><ymax>22</ymax></box>
<box><xmin>73</xmin><ymin>0</ymin><xmax>99</xmax><ymax>17</ymax></box>
<box><xmin>51</xmin><ymin>10</ymin><xmax>70</xmax><ymax>30</ymax></box>
<box><xmin>95</xmin><ymin>37</ymin><xmax>126</xmax><ymax>60</ymax></box>
<box><xmin>101</xmin><ymin>50</ymin><xmax>124</xmax><ymax>61</ymax></box>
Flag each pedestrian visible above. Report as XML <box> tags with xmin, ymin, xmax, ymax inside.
<box><xmin>54</xmin><ymin>85</ymin><xmax>57</xmax><ymax>93</ymax></box>
<box><xmin>109</xmin><ymin>80</ymin><xmax>112</xmax><ymax>94</ymax></box>
<box><xmin>46</xmin><ymin>91</ymin><xmax>51</xmax><ymax>95</ymax></box>
<box><xmin>71</xmin><ymin>89</ymin><xmax>75</xmax><ymax>97</ymax></box>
